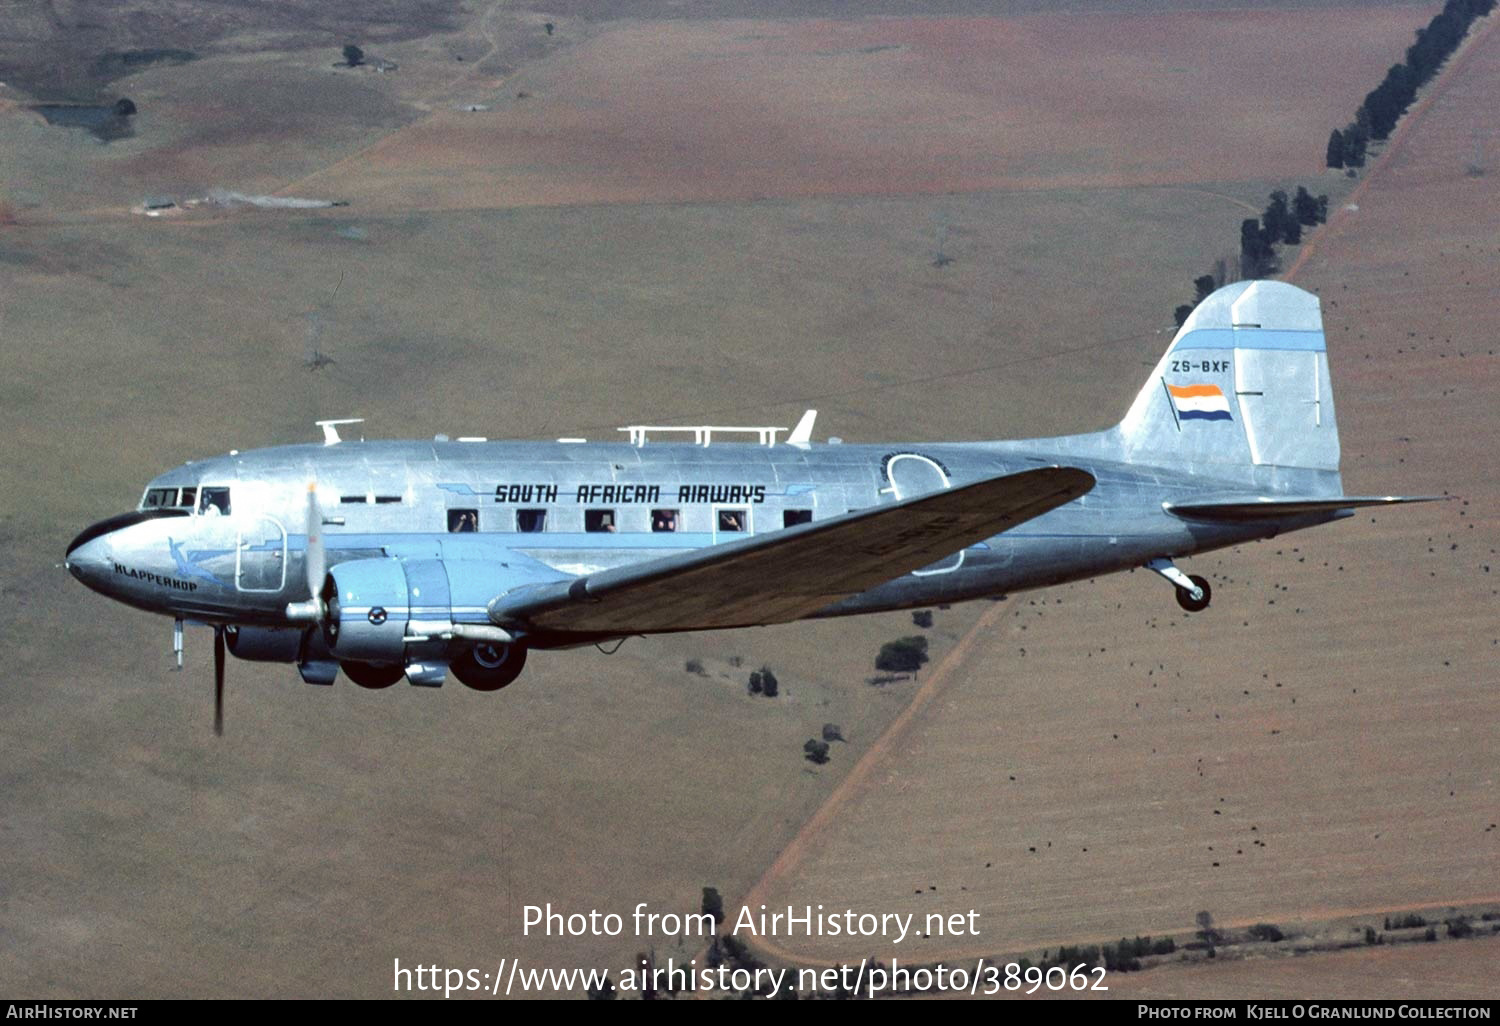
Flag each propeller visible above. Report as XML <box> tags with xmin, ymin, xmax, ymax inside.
<box><xmin>213</xmin><ymin>624</ymin><xmax>225</xmax><ymax>736</ymax></box>
<box><xmin>284</xmin><ymin>482</ymin><xmax>328</xmax><ymax>624</ymax></box>
<box><xmin>305</xmin><ymin>482</ymin><xmax>326</xmax><ymax>602</ymax></box>
<box><xmin>215</xmin><ymin>484</ymin><xmax>325</xmax><ymax>737</ymax></box>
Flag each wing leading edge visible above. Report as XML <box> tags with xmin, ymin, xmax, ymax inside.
<box><xmin>489</xmin><ymin>466</ymin><xmax>1095</xmax><ymax>636</ymax></box>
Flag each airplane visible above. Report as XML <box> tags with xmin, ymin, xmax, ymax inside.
<box><xmin>64</xmin><ymin>281</ymin><xmax>1439</xmax><ymax>734</ymax></box>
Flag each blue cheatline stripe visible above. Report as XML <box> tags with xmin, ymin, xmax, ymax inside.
<box><xmin>1179</xmin><ymin>409</ymin><xmax>1234</xmax><ymax>422</ymax></box>
<box><xmin>1172</xmin><ymin>328</ymin><xmax>1326</xmax><ymax>352</ymax></box>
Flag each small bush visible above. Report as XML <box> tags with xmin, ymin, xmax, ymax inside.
<box><xmin>876</xmin><ymin>636</ymin><xmax>929</xmax><ymax>674</ymax></box>
<box><xmin>911</xmin><ymin>609</ymin><xmax>934</xmax><ymax>629</ymax></box>
<box><xmin>803</xmin><ymin>739</ymin><xmax>830</xmax><ymax>765</ymax></box>
<box><xmin>685</xmin><ymin>658</ymin><xmax>705</xmax><ymax>675</ymax></box>
<box><xmin>1447</xmin><ymin>918</ymin><xmax>1474</xmax><ymax>939</ymax></box>
<box><xmin>1247</xmin><ymin>923</ymin><xmax>1284</xmax><ymax>943</ymax></box>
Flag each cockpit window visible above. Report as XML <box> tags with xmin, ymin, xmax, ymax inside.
<box><xmin>143</xmin><ymin>488</ymin><xmax>176</xmax><ymax>509</ymax></box>
<box><xmin>178</xmin><ymin>487</ymin><xmax>196</xmax><ymax>509</ymax></box>
<box><xmin>199</xmin><ymin>487</ymin><xmax>231</xmax><ymax>516</ymax></box>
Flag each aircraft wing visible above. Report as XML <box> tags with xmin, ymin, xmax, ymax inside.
<box><xmin>489</xmin><ymin>466</ymin><xmax>1094</xmax><ymax>636</ymax></box>
<box><xmin>1165</xmin><ymin>494</ymin><xmax>1448</xmax><ymax>521</ymax></box>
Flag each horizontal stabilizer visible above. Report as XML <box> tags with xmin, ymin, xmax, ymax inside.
<box><xmin>1166</xmin><ymin>495</ymin><xmax>1448</xmax><ymax>522</ymax></box>
<box><xmin>490</xmin><ymin>466</ymin><xmax>1095</xmax><ymax>636</ymax></box>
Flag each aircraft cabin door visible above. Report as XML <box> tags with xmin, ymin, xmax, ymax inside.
<box><xmin>883</xmin><ymin>453</ymin><xmax>963</xmax><ymax>575</ymax></box>
<box><xmin>237</xmin><ymin>516</ymin><xmax>287</xmax><ymax>592</ymax></box>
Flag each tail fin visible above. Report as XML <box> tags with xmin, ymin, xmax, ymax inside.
<box><xmin>1115</xmin><ymin>280</ymin><xmax>1338</xmax><ymax>474</ymax></box>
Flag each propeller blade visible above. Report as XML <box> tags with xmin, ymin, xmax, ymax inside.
<box><xmin>213</xmin><ymin>625</ymin><xmax>225</xmax><ymax>737</ymax></box>
<box><xmin>305</xmin><ymin>482</ymin><xmax>326</xmax><ymax>602</ymax></box>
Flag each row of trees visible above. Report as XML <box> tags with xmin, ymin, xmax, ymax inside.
<box><xmin>1172</xmin><ymin>186</ymin><xmax>1329</xmax><ymax>326</ymax></box>
<box><xmin>1175</xmin><ymin>0</ymin><xmax>1492</xmax><ymax>326</ymax></box>
<box><xmin>1327</xmin><ymin>0</ymin><xmax>1495</xmax><ymax>168</ymax></box>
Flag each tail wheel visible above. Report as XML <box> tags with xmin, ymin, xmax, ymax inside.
<box><xmin>452</xmin><ymin>642</ymin><xmax>527</xmax><ymax>692</ymax></box>
<box><xmin>1175</xmin><ymin>574</ymin><xmax>1212</xmax><ymax>613</ymax></box>
<box><xmin>341</xmin><ymin>661</ymin><xmax>405</xmax><ymax>689</ymax></box>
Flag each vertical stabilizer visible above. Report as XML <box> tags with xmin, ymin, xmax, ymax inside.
<box><xmin>1115</xmin><ymin>281</ymin><xmax>1338</xmax><ymax>473</ymax></box>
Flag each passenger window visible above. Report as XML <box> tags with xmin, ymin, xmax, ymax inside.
<box><xmin>447</xmin><ymin>509</ymin><xmax>478</xmax><ymax>533</ymax></box>
<box><xmin>585</xmin><ymin>509</ymin><xmax>617</xmax><ymax>533</ymax></box>
<box><xmin>717</xmin><ymin>509</ymin><xmax>747</xmax><ymax>533</ymax></box>
<box><xmin>516</xmin><ymin>509</ymin><xmax>547</xmax><ymax>533</ymax></box>
<box><xmin>651</xmin><ymin>509</ymin><xmax>679</xmax><ymax>533</ymax></box>
<box><xmin>199</xmin><ymin>487</ymin><xmax>231</xmax><ymax>515</ymax></box>
<box><xmin>783</xmin><ymin>509</ymin><xmax>813</xmax><ymax>528</ymax></box>
<box><xmin>178</xmin><ymin>487</ymin><xmax>196</xmax><ymax>509</ymax></box>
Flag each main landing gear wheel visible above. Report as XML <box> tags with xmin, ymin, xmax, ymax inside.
<box><xmin>451</xmin><ymin>642</ymin><xmax>527</xmax><ymax>692</ymax></box>
<box><xmin>1175</xmin><ymin>574</ymin><xmax>1212</xmax><ymax>613</ymax></box>
<box><xmin>341</xmin><ymin>661</ymin><xmax>405</xmax><ymax>689</ymax></box>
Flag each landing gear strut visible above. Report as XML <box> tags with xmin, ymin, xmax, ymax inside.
<box><xmin>1146</xmin><ymin>558</ymin><xmax>1212</xmax><ymax>613</ymax></box>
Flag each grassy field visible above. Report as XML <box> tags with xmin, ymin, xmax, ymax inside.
<box><xmin>1</xmin><ymin>0</ymin><xmax>1480</xmax><ymax>999</ymax></box>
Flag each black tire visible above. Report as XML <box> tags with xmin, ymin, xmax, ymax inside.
<box><xmin>1175</xmin><ymin>574</ymin><xmax>1212</xmax><ymax>613</ymax></box>
<box><xmin>341</xmin><ymin>660</ymin><xmax>405</xmax><ymax>689</ymax></box>
<box><xmin>451</xmin><ymin>642</ymin><xmax>527</xmax><ymax>692</ymax></box>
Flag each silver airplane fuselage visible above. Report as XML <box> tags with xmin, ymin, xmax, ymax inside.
<box><xmin>64</xmin><ymin>432</ymin><xmax>1310</xmax><ymax>634</ymax></box>
<box><xmin>64</xmin><ymin>281</ymin><xmax>1426</xmax><ymax>706</ymax></box>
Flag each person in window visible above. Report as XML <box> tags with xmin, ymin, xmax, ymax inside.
<box><xmin>200</xmin><ymin>488</ymin><xmax>230</xmax><ymax>516</ymax></box>
<box><xmin>652</xmin><ymin>509</ymin><xmax>678</xmax><ymax>533</ymax></box>
<box><xmin>448</xmin><ymin>509</ymin><xmax>478</xmax><ymax>533</ymax></box>
<box><xmin>719</xmin><ymin>510</ymin><xmax>744</xmax><ymax>532</ymax></box>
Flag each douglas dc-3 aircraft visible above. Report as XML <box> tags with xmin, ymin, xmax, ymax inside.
<box><xmin>66</xmin><ymin>281</ymin><xmax>1436</xmax><ymax>733</ymax></box>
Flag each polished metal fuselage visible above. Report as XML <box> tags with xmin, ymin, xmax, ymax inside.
<box><xmin>65</xmin><ymin>429</ymin><xmax>1339</xmax><ymax>645</ymax></box>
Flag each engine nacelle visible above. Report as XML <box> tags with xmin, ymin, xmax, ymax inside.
<box><xmin>321</xmin><ymin>558</ymin><xmax>411</xmax><ymax>662</ymax></box>
<box><xmin>225</xmin><ymin>625</ymin><xmax>304</xmax><ymax>662</ymax></box>
<box><xmin>319</xmin><ymin>557</ymin><xmax>548</xmax><ymax>664</ymax></box>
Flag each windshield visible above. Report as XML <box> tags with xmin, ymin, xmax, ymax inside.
<box><xmin>141</xmin><ymin>486</ymin><xmax>198</xmax><ymax>511</ymax></box>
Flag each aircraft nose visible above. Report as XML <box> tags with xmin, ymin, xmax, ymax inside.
<box><xmin>64</xmin><ymin>513</ymin><xmax>128</xmax><ymax>586</ymax></box>
<box><xmin>64</xmin><ymin>535</ymin><xmax>108</xmax><ymax>584</ymax></box>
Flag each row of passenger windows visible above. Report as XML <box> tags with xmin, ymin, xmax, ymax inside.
<box><xmin>446</xmin><ymin>508</ymin><xmax>814</xmax><ymax>534</ymax></box>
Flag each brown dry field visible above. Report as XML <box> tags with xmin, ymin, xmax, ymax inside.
<box><xmin>2</xmin><ymin>0</ymin><xmax>1488</xmax><ymax>1001</ymax></box>
<box><xmin>751</xmin><ymin>8</ymin><xmax>1500</xmax><ymax>993</ymax></box>
<box><xmin>289</xmin><ymin>7</ymin><xmax>1432</xmax><ymax>210</ymax></box>
<box><xmin>1092</xmin><ymin>937</ymin><xmax>1500</xmax><ymax>1000</ymax></box>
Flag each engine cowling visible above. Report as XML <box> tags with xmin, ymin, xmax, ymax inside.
<box><xmin>319</xmin><ymin>557</ymin><xmax>553</xmax><ymax>664</ymax></box>
<box><xmin>321</xmin><ymin>558</ymin><xmax>410</xmax><ymax>662</ymax></box>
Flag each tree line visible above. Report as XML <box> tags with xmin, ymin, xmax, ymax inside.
<box><xmin>1327</xmin><ymin>0</ymin><xmax>1495</xmax><ymax>168</ymax></box>
<box><xmin>1173</xmin><ymin>0</ymin><xmax>1494</xmax><ymax>327</ymax></box>
<box><xmin>1172</xmin><ymin>186</ymin><xmax>1329</xmax><ymax>327</ymax></box>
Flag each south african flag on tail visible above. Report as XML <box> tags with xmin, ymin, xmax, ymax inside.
<box><xmin>1166</xmin><ymin>383</ymin><xmax>1232</xmax><ymax>422</ymax></box>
